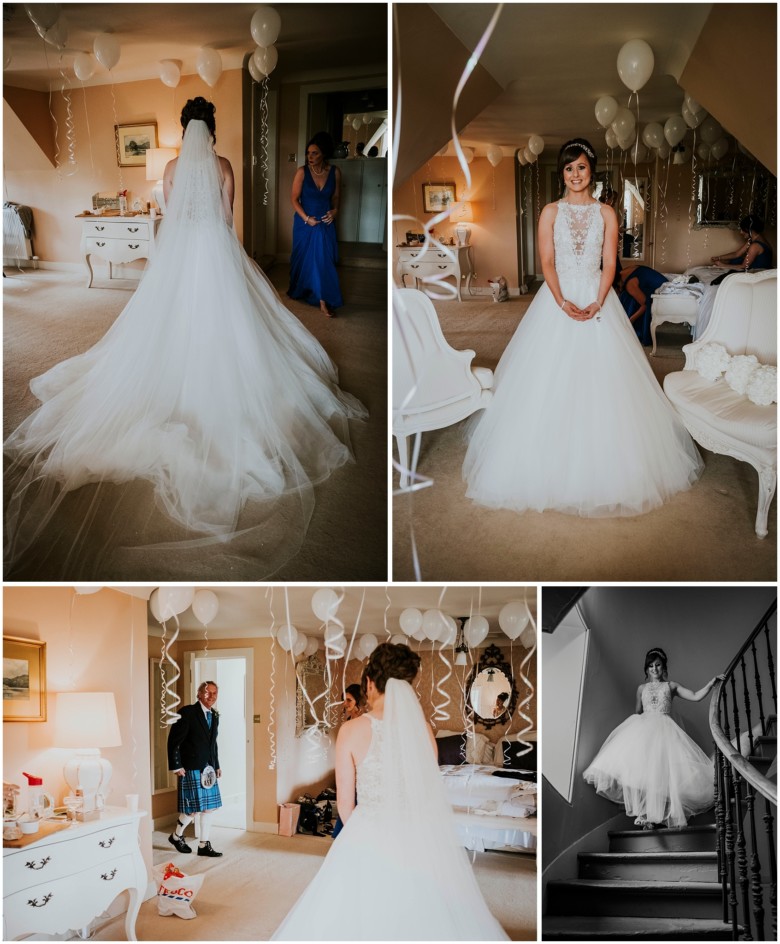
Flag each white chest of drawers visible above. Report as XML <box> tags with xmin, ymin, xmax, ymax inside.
<box><xmin>3</xmin><ymin>808</ymin><xmax>147</xmax><ymax>941</ymax></box>
<box><xmin>78</xmin><ymin>215</ymin><xmax>161</xmax><ymax>288</ymax></box>
<box><xmin>396</xmin><ymin>245</ymin><xmax>474</xmax><ymax>301</ymax></box>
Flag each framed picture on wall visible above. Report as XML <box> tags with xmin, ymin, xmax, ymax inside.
<box><xmin>3</xmin><ymin>636</ymin><xmax>47</xmax><ymax>722</ymax></box>
<box><xmin>115</xmin><ymin>122</ymin><xmax>158</xmax><ymax>167</ymax></box>
<box><xmin>422</xmin><ymin>182</ymin><xmax>457</xmax><ymax>214</ymax></box>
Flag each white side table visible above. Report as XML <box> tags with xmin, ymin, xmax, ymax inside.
<box><xmin>3</xmin><ymin>807</ymin><xmax>147</xmax><ymax>941</ymax></box>
<box><xmin>396</xmin><ymin>244</ymin><xmax>474</xmax><ymax>301</ymax></box>
<box><xmin>649</xmin><ymin>293</ymin><xmax>698</xmax><ymax>356</ymax></box>
<box><xmin>78</xmin><ymin>215</ymin><xmax>161</xmax><ymax>288</ymax></box>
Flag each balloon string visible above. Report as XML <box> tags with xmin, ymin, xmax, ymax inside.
<box><xmin>687</xmin><ymin>129</ymin><xmax>698</xmax><ymax>271</ymax></box>
<box><xmin>110</xmin><ymin>83</ymin><xmax>124</xmax><ymax>193</ymax></box>
<box><xmin>266</xmin><ymin>587</ymin><xmax>277</xmax><ymax>770</ymax></box>
<box><xmin>259</xmin><ymin>76</ymin><xmax>270</xmax><ymax>206</ymax></box>
<box><xmin>383</xmin><ymin>584</ymin><xmax>392</xmax><ymax>638</ymax></box>
<box><xmin>159</xmin><ymin>624</ymin><xmax>167</xmax><ymax>729</ymax></box>
<box><xmin>42</xmin><ymin>41</ymin><xmax>62</xmax><ymax>176</ymax></box>
<box><xmin>340</xmin><ymin>587</ymin><xmax>364</xmax><ymax>711</ymax></box>
<box><xmin>433</xmin><ymin>640</ymin><xmax>453</xmax><ymax>724</ymax></box>
<box><xmin>129</xmin><ymin>596</ymin><xmax>138</xmax><ymax>790</ymax></box>
<box><xmin>80</xmin><ymin>83</ymin><xmax>95</xmax><ymax>172</ymax></box>
<box><xmin>58</xmin><ymin>57</ymin><xmax>77</xmax><ymax>175</ymax></box>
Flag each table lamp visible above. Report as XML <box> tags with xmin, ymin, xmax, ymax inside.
<box><xmin>449</xmin><ymin>201</ymin><xmax>474</xmax><ymax>246</ymax></box>
<box><xmin>56</xmin><ymin>692</ymin><xmax>122</xmax><ymax>821</ymax></box>
<box><xmin>145</xmin><ymin>147</ymin><xmax>177</xmax><ymax>213</ymax></box>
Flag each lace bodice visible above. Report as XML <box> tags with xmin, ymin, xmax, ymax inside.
<box><xmin>642</xmin><ymin>681</ymin><xmax>672</xmax><ymax>715</ymax></box>
<box><xmin>553</xmin><ymin>200</ymin><xmax>604</xmax><ymax>278</ymax></box>
<box><xmin>356</xmin><ymin>715</ymin><xmax>384</xmax><ymax>809</ymax></box>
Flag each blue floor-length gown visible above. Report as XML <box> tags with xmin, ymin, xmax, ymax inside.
<box><xmin>288</xmin><ymin>165</ymin><xmax>343</xmax><ymax>308</ymax></box>
<box><xmin>619</xmin><ymin>265</ymin><xmax>668</xmax><ymax>346</ymax></box>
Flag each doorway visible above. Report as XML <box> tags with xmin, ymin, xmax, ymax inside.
<box><xmin>185</xmin><ymin>648</ymin><xmax>254</xmax><ymax>831</ymax></box>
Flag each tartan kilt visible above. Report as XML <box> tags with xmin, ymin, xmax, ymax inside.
<box><xmin>178</xmin><ymin>769</ymin><xmax>222</xmax><ymax>814</ymax></box>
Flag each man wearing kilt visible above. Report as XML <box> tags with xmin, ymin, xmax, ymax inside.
<box><xmin>167</xmin><ymin>680</ymin><xmax>224</xmax><ymax>857</ymax></box>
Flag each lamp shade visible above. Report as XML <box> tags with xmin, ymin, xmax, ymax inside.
<box><xmin>145</xmin><ymin>147</ymin><xmax>177</xmax><ymax>181</ymax></box>
<box><xmin>55</xmin><ymin>693</ymin><xmax>122</xmax><ymax>749</ymax></box>
<box><xmin>449</xmin><ymin>200</ymin><xmax>473</xmax><ymax>223</ymax></box>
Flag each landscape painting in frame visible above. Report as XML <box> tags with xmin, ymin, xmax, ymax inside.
<box><xmin>3</xmin><ymin>636</ymin><xmax>46</xmax><ymax>722</ymax></box>
<box><xmin>115</xmin><ymin>122</ymin><xmax>158</xmax><ymax>167</ymax></box>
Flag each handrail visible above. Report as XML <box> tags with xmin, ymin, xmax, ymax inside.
<box><xmin>710</xmin><ymin>684</ymin><xmax>777</xmax><ymax>805</ymax></box>
<box><xmin>721</xmin><ymin>600</ymin><xmax>777</xmax><ymax>680</ymax></box>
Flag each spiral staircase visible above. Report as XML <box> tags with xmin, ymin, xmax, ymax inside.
<box><xmin>544</xmin><ymin>602</ymin><xmax>777</xmax><ymax>941</ymax></box>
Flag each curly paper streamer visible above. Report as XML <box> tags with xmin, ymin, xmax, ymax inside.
<box><xmin>383</xmin><ymin>584</ymin><xmax>392</xmax><ymax>638</ymax></box>
<box><xmin>507</xmin><ymin>592</ymin><xmax>536</xmax><ymax>761</ymax></box>
<box><xmin>687</xmin><ymin>131</ymin><xmax>698</xmax><ymax>271</ymax></box>
<box><xmin>302</xmin><ymin>723</ymin><xmax>328</xmax><ymax>765</ymax></box>
<box><xmin>159</xmin><ymin>624</ymin><xmax>167</xmax><ymax>729</ymax></box>
<box><xmin>110</xmin><ymin>83</ymin><xmax>124</xmax><ymax>193</ymax></box>
<box><xmin>79</xmin><ymin>84</ymin><xmax>95</xmax><ymax>172</ymax></box>
<box><xmin>259</xmin><ymin>76</ymin><xmax>270</xmax><ymax>206</ymax></box>
<box><xmin>432</xmin><ymin>638</ymin><xmax>453</xmax><ymax>725</ymax></box>
<box><xmin>129</xmin><ymin>596</ymin><xmax>138</xmax><ymax>789</ymax></box>
<box><xmin>266</xmin><ymin>586</ymin><xmax>277</xmax><ymax>770</ymax></box>
<box><xmin>161</xmin><ymin>614</ymin><xmax>182</xmax><ymax>726</ymax></box>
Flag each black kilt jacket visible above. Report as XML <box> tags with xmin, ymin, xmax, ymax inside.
<box><xmin>167</xmin><ymin>703</ymin><xmax>220</xmax><ymax>772</ymax></box>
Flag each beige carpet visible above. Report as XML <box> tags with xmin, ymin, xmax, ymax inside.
<box><xmin>393</xmin><ymin>294</ymin><xmax>776</xmax><ymax>581</ymax></box>
<box><xmin>90</xmin><ymin>825</ymin><xmax>536</xmax><ymax>941</ymax></box>
<box><xmin>3</xmin><ymin>263</ymin><xmax>387</xmax><ymax>580</ymax></box>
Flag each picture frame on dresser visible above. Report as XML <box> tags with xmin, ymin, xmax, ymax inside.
<box><xmin>422</xmin><ymin>182</ymin><xmax>456</xmax><ymax>214</ymax></box>
<box><xmin>115</xmin><ymin>122</ymin><xmax>157</xmax><ymax>167</ymax></box>
<box><xmin>3</xmin><ymin>636</ymin><xmax>46</xmax><ymax>722</ymax></box>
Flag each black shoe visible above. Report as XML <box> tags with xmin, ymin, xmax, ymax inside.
<box><xmin>168</xmin><ymin>833</ymin><xmax>192</xmax><ymax>854</ymax></box>
<box><xmin>197</xmin><ymin>841</ymin><xmax>223</xmax><ymax>857</ymax></box>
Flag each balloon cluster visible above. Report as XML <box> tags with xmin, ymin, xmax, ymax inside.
<box><xmin>248</xmin><ymin>5</ymin><xmax>281</xmax><ymax>81</ymax></box>
<box><xmin>149</xmin><ymin>587</ymin><xmax>220</xmax><ymax>626</ymax></box>
<box><xmin>516</xmin><ymin>134</ymin><xmax>545</xmax><ymax>166</ymax></box>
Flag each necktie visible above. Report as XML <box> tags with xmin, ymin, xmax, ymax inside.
<box><xmin>206</xmin><ymin>711</ymin><xmax>212</xmax><ymax>729</ymax></box>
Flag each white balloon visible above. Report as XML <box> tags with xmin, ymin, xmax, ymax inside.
<box><xmin>630</xmin><ymin>139</ymin><xmax>649</xmax><ymax>163</ymax></box>
<box><xmin>362</xmin><ymin>113</ymin><xmax>370</xmax><ymax>125</ymax></box>
<box><xmin>523</xmin><ymin>146</ymin><xmax>536</xmax><ymax>164</ymax></box>
<box><xmin>528</xmin><ymin>134</ymin><xmax>544</xmax><ymax>156</ymax></box>
<box><xmin>159</xmin><ymin>59</ymin><xmax>180</xmax><ymax>88</ymax></box>
<box><xmin>618</xmin><ymin>129</ymin><xmax>636</xmax><ymax>150</ymax></box>
<box><xmin>617</xmin><ymin>38</ymin><xmax>654</xmax><ymax>92</ymax></box>
<box><xmin>74</xmin><ymin>585</ymin><xmax>102</xmax><ymax>595</ymax></box>
<box><xmin>304</xmin><ymin>637</ymin><xmax>319</xmax><ymax>657</ymax></box>
<box><xmin>399</xmin><ymin>607</ymin><xmax>423</xmax><ymax>634</ymax></box>
<box><xmin>25</xmin><ymin>4</ymin><xmax>62</xmax><ymax>31</ymax></box>
<box><xmin>595</xmin><ymin>96</ymin><xmax>619</xmax><ymax>128</ymax></box>
<box><xmin>422</xmin><ymin>609</ymin><xmax>447</xmax><ymax>642</ymax></box>
<box><xmin>149</xmin><ymin>589</ymin><xmax>163</xmax><ymax>623</ymax></box>
<box><xmin>39</xmin><ymin>15</ymin><xmax>67</xmax><ymax>49</ymax></box>
<box><xmin>250</xmin><ymin>5</ymin><xmax>282</xmax><ymax>47</ymax></box>
<box><xmin>642</xmin><ymin>122</ymin><xmax>664</xmax><ymax>149</ymax></box>
<box><xmin>605</xmin><ymin>128</ymin><xmax>618</xmax><ymax>149</ymax></box>
<box><xmin>93</xmin><ymin>33</ymin><xmax>120</xmax><ymax>71</ymax></box>
<box><xmin>699</xmin><ymin>116</ymin><xmax>723</xmax><ymax>145</ymax></box>
<box><xmin>438</xmin><ymin>619</ymin><xmax>457</xmax><ymax>647</ymax></box>
<box><xmin>663</xmin><ymin>115</ymin><xmax>687</xmax><ymax>147</ymax></box>
<box><xmin>73</xmin><ymin>52</ymin><xmax>95</xmax><ymax>81</ymax></box>
<box><xmin>697</xmin><ymin>142</ymin><xmax>711</xmax><ymax>161</ymax></box>
<box><xmin>351</xmin><ymin>117</ymin><xmax>361</xmax><ymax>130</ymax></box>
<box><xmin>252</xmin><ymin>44</ymin><xmax>278</xmax><ymax>77</ymax></box>
<box><xmin>684</xmin><ymin>92</ymin><xmax>703</xmax><ymax>116</ymax></box>
<box><xmin>192</xmin><ymin>589</ymin><xmax>219</xmax><ymax>626</ymax></box>
<box><xmin>277</xmin><ymin>623</ymin><xmax>298</xmax><ymax>652</ymax></box>
<box><xmin>486</xmin><ymin>145</ymin><xmax>503</xmax><ymax>167</ymax></box>
<box><xmin>520</xmin><ymin>623</ymin><xmax>536</xmax><ymax>649</ymax></box>
<box><xmin>611</xmin><ymin>107</ymin><xmax>635</xmax><ymax>140</ymax></box>
<box><xmin>516</xmin><ymin>149</ymin><xmax>527</xmax><ymax>166</ymax></box>
<box><xmin>390</xmin><ymin>633</ymin><xmax>409</xmax><ymax>646</ymax></box>
<box><xmin>410</xmin><ymin>627</ymin><xmax>427</xmax><ymax>642</ymax></box>
<box><xmin>312</xmin><ymin>588</ymin><xmax>340</xmax><ymax>622</ymax></box>
<box><xmin>464</xmin><ymin>615</ymin><xmax>489</xmax><ymax>648</ymax></box>
<box><xmin>197</xmin><ymin>47</ymin><xmax>223</xmax><ymax>87</ymax></box>
<box><xmin>498</xmin><ymin>601</ymin><xmax>530</xmax><ymax>640</ymax></box>
<box><xmin>293</xmin><ymin>632</ymin><xmax>308</xmax><ymax>657</ymax></box>
<box><xmin>248</xmin><ymin>56</ymin><xmax>263</xmax><ymax>83</ymax></box>
<box><xmin>360</xmin><ymin>633</ymin><xmax>378</xmax><ymax>657</ymax></box>
<box><xmin>324</xmin><ymin>624</ymin><xmax>346</xmax><ymax>645</ymax></box>
<box><xmin>157</xmin><ymin>587</ymin><xmax>195</xmax><ymax>620</ymax></box>
<box><xmin>657</xmin><ymin>142</ymin><xmax>671</xmax><ymax>159</ymax></box>
<box><xmin>462</xmin><ymin>146</ymin><xmax>474</xmax><ymax>164</ymax></box>
<box><xmin>682</xmin><ymin>104</ymin><xmax>704</xmax><ymax>130</ymax></box>
<box><xmin>710</xmin><ymin>137</ymin><xmax>729</xmax><ymax>161</ymax></box>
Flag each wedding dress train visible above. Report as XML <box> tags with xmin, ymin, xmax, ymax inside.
<box><xmin>4</xmin><ymin>120</ymin><xmax>366</xmax><ymax>578</ymax></box>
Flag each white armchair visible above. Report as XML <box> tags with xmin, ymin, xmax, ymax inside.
<box><xmin>393</xmin><ymin>288</ymin><xmax>493</xmax><ymax>487</ymax></box>
<box><xmin>663</xmin><ymin>270</ymin><xmax>777</xmax><ymax>538</ymax></box>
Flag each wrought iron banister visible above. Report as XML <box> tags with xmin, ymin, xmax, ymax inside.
<box><xmin>709</xmin><ymin>599</ymin><xmax>777</xmax><ymax>942</ymax></box>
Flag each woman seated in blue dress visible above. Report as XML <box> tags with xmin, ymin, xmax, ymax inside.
<box><xmin>710</xmin><ymin>215</ymin><xmax>773</xmax><ymax>285</ymax></box>
<box><xmin>616</xmin><ymin>264</ymin><xmax>669</xmax><ymax>347</ymax></box>
<box><xmin>289</xmin><ymin>132</ymin><xmax>343</xmax><ymax>317</ymax></box>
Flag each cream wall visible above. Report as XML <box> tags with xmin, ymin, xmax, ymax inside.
<box><xmin>3</xmin><ymin>69</ymin><xmax>244</xmax><ymax>264</ymax></box>
<box><xmin>393</xmin><ymin>155</ymin><xmax>520</xmax><ymax>290</ymax></box>
<box><xmin>3</xmin><ymin>587</ymin><xmax>153</xmax><ymax>878</ymax></box>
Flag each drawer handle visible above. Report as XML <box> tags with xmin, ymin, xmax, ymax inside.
<box><xmin>27</xmin><ymin>894</ymin><xmax>53</xmax><ymax>908</ymax></box>
<box><xmin>96</xmin><ymin>241</ymin><xmax>106</xmax><ymax>247</ymax></box>
<box><xmin>127</xmin><ymin>227</ymin><xmax>139</xmax><ymax>233</ymax></box>
<box><xmin>25</xmin><ymin>856</ymin><xmax>51</xmax><ymax>871</ymax></box>
<box><xmin>96</xmin><ymin>225</ymin><xmax>105</xmax><ymax>231</ymax></box>
<box><xmin>98</xmin><ymin>836</ymin><xmax>115</xmax><ymax>848</ymax></box>
<box><xmin>410</xmin><ymin>264</ymin><xmax>420</xmax><ymax>269</ymax></box>
<box><xmin>127</xmin><ymin>243</ymin><xmax>140</xmax><ymax>249</ymax></box>
<box><xmin>101</xmin><ymin>869</ymin><xmax>118</xmax><ymax>881</ymax></box>
<box><xmin>437</xmin><ymin>265</ymin><xmax>449</xmax><ymax>269</ymax></box>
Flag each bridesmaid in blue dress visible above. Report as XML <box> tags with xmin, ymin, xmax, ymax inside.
<box><xmin>617</xmin><ymin>264</ymin><xmax>669</xmax><ymax>347</ymax></box>
<box><xmin>289</xmin><ymin>132</ymin><xmax>343</xmax><ymax>317</ymax></box>
<box><xmin>710</xmin><ymin>215</ymin><xmax>773</xmax><ymax>284</ymax></box>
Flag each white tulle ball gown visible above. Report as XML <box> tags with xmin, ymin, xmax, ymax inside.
<box><xmin>463</xmin><ymin>200</ymin><xmax>703</xmax><ymax>516</ymax></box>
<box><xmin>583</xmin><ymin>681</ymin><xmax>714</xmax><ymax>827</ymax></box>
<box><xmin>272</xmin><ymin>680</ymin><xmax>509</xmax><ymax>941</ymax></box>
<box><xmin>4</xmin><ymin>120</ymin><xmax>367</xmax><ymax>579</ymax></box>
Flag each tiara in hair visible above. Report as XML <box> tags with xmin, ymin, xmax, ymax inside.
<box><xmin>568</xmin><ymin>141</ymin><xmax>596</xmax><ymax>160</ymax></box>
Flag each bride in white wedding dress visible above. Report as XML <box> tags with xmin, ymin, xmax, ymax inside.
<box><xmin>463</xmin><ymin>139</ymin><xmax>702</xmax><ymax>516</ymax></box>
<box><xmin>4</xmin><ymin>98</ymin><xmax>367</xmax><ymax>579</ymax></box>
<box><xmin>273</xmin><ymin>643</ymin><xmax>509</xmax><ymax>941</ymax></box>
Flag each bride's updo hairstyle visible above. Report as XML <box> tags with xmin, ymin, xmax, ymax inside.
<box><xmin>181</xmin><ymin>97</ymin><xmax>217</xmax><ymax>143</ymax></box>
<box><xmin>644</xmin><ymin>647</ymin><xmax>669</xmax><ymax>680</ymax></box>
<box><xmin>362</xmin><ymin>642</ymin><xmax>421</xmax><ymax>695</ymax></box>
<box><xmin>557</xmin><ymin>138</ymin><xmax>597</xmax><ymax>195</ymax></box>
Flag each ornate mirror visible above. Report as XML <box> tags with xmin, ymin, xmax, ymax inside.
<box><xmin>465</xmin><ymin>644</ymin><xmax>518</xmax><ymax>729</ymax></box>
<box><xmin>620</xmin><ymin>177</ymin><xmax>647</xmax><ymax>261</ymax></box>
<box><xmin>295</xmin><ymin>654</ymin><xmax>330</xmax><ymax>735</ymax></box>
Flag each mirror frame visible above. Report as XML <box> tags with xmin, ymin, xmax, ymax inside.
<box><xmin>465</xmin><ymin>643</ymin><xmax>519</xmax><ymax>729</ymax></box>
<box><xmin>295</xmin><ymin>653</ymin><xmax>330</xmax><ymax>736</ymax></box>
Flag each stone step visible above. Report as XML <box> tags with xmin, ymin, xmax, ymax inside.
<box><xmin>752</xmin><ymin>734</ymin><xmax>776</xmax><ymax>757</ymax></box>
<box><xmin>609</xmin><ymin>825</ymin><xmax>717</xmax><ymax>853</ymax></box>
<box><xmin>546</xmin><ymin>879</ymin><xmax>723</xmax><ymax>919</ymax></box>
<box><xmin>543</xmin><ymin>915</ymin><xmax>736</xmax><ymax>940</ymax></box>
<box><xmin>579</xmin><ymin>851</ymin><xmax>718</xmax><ymax>883</ymax></box>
